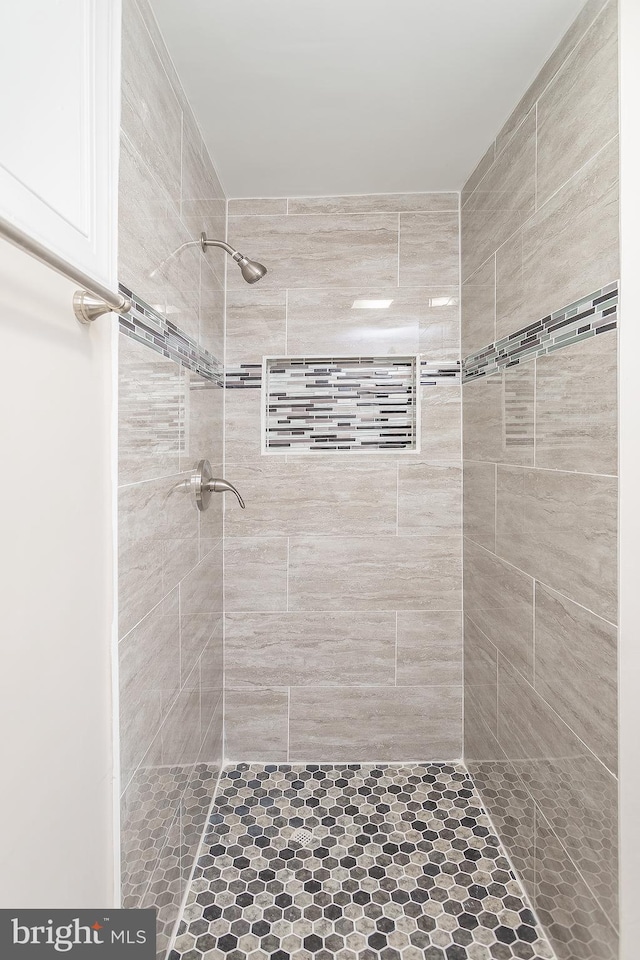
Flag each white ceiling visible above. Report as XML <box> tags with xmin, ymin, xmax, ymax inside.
<box><xmin>148</xmin><ymin>0</ymin><xmax>587</xmax><ymax>198</ymax></box>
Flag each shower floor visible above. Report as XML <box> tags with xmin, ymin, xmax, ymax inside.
<box><xmin>169</xmin><ymin>763</ymin><xmax>554</xmax><ymax>960</ymax></box>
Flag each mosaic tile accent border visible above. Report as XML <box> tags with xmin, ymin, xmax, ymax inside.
<box><xmin>226</xmin><ymin>361</ymin><xmax>461</xmax><ymax>390</ymax></box>
<box><xmin>170</xmin><ymin>762</ymin><xmax>556</xmax><ymax>960</ymax></box>
<box><xmin>118</xmin><ymin>285</ymin><xmax>223</xmax><ymax>385</ymax></box>
<box><xmin>263</xmin><ymin>356</ymin><xmax>419</xmax><ymax>453</ymax></box>
<box><xmin>463</xmin><ymin>283</ymin><xmax>618</xmax><ymax>383</ymax></box>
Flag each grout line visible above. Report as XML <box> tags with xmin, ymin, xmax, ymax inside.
<box><xmin>287</xmin><ymin>687</ymin><xmax>291</xmax><ymax>762</ymax></box>
<box><xmin>286</xmin><ymin>538</ymin><xmax>290</xmax><ymax>612</ymax></box>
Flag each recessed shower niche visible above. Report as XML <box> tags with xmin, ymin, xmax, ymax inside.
<box><xmin>262</xmin><ymin>355</ymin><xmax>420</xmax><ymax>454</ymax></box>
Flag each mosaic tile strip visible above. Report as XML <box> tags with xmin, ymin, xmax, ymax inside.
<box><xmin>118</xmin><ymin>285</ymin><xmax>223</xmax><ymax>385</ymax></box>
<box><xmin>170</xmin><ymin>762</ymin><xmax>555</xmax><ymax>960</ymax></box>
<box><xmin>226</xmin><ymin>361</ymin><xmax>461</xmax><ymax>390</ymax></box>
<box><xmin>463</xmin><ymin>283</ymin><xmax>618</xmax><ymax>383</ymax></box>
<box><xmin>263</xmin><ymin>356</ymin><xmax>419</xmax><ymax>453</ymax></box>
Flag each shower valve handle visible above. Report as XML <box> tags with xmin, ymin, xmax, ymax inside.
<box><xmin>193</xmin><ymin>459</ymin><xmax>246</xmax><ymax>511</ymax></box>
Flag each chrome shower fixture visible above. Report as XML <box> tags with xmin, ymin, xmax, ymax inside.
<box><xmin>200</xmin><ymin>233</ymin><xmax>267</xmax><ymax>284</ymax></box>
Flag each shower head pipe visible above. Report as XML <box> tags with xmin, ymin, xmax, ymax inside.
<box><xmin>200</xmin><ymin>233</ymin><xmax>267</xmax><ymax>284</ymax></box>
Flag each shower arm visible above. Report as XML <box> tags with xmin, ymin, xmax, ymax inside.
<box><xmin>199</xmin><ymin>234</ymin><xmax>243</xmax><ymax>261</ymax></box>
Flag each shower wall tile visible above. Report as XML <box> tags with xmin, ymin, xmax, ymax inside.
<box><xmin>121</xmin><ymin>0</ymin><xmax>182</xmax><ymax>200</ymax></box>
<box><xmin>225</xmin><ymin>288</ymin><xmax>287</xmax><ymax>363</ymax></box>
<box><xmin>398</xmin><ymin>213</ymin><xmax>460</xmax><ymax>286</ymax></box>
<box><xmin>199</xmin><ymin>261</ymin><xmax>225</xmax><ymax>360</ymax></box>
<box><xmin>118</xmin><ymin>334</ymin><xmax>183</xmax><ymax>485</ymax></box>
<box><xmin>119</xmin><ymin>590</ymin><xmax>180</xmax><ymax>784</ymax></box>
<box><xmin>225</xmin><ymin>612</ymin><xmax>396</xmax><ymax>687</ymax></box>
<box><xmin>463</xmin><ymin>616</ymin><xmax>497</xmax><ymax>738</ymax></box>
<box><xmin>160</xmin><ymin>663</ymin><xmax>202</xmax><ymax>767</ymax></box>
<box><xmin>226</xmin><ymin>213</ymin><xmax>399</xmax><ymax>289</ymax></box>
<box><xmin>224</xmin><ymin>538</ymin><xmax>288</xmax><ymax>611</ymax></box>
<box><xmin>420</xmin><ymin>384</ymin><xmax>462</xmax><ymax>460</ymax></box>
<box><xmin>223</xmin><ymin>193</ymin><xmax>463</xmax><ymax>765</ymax></box>
<box><xmin>462</xmin><ymin>367</ymin><xmax>534</xmax><ymax>466</ymax></box>
<box><xmin>224</xmin><ymin>460</ymin><xmax>398</xmax><ymax>537</ymax></box>
<box><xmin>225</xmin><ymin>688</ymin><xmax>289</xmax><ymax>761</ymax></box>
<box><xmin>496</xmin><ymin>465</ymin><xmax>617</xmax><ymax>622</ymax></box>
<box><xmin>224</xmin><ymin>389</ymin><xmax>263</xmax><ymax>464</ymax></box>
<box><xmin>396</xmin><ymin>462</ymin><xmax>462</xmax><ymax>536</ymax></box>
<box><xmin>461</xmin><ymin>258</ymin><xmax>495</xmax><ymax>358</ymax></box>
<box><xmin>463</xmin><ymin>537</ymin><xmax>534</xmax><ymax>683</ymax></box>
<box><xmin>286</xmin><ymin>287</ymin><xmax>459</xmax><ymax>358</ymax></box>
<box><xmin>536</xmin><ymin>0</ymin><xmax>618</xmax><ymax>208</ymax></box>
<box><xmin>534</xmin><ymin>583</ymin><xmax>617</xmax><ymax>774</ymax></box>
<box><xmin>461</xmin><ymin>142</ymin><xmax>496</xmax><ymax>208</ymax></box>
<box><xmin>493</xmin><ymin>0</ymin><xmax>610</xmax><ymax>159</ymax></box>
<box><xmin>288</xmin><ymin>536</ymin><xmax>461</xmax><ymax>612</ymax></box>
<box><xmin>520</xmin><ymin>136</ymin><xmax>619</xmax><ymax>327</ymax></box>
<box><xmin>119</xmin><ymin>0</ymin><xmax>226</xmax><ymax>928</ymax></box>
<box><xmin>462</xmin><ymin>110</ymin><xmax>536</xmax><ymax>281</ymax></box>
<box><xmin>535</xmin><ymin>331</ymin><xmax>618</xmax><ymax>475</ymax></box>
<box><xmin>461</xmin><ymin>2</ymin><xmax>620</xmax><ymax>947</ymax></box>
<box><xmin>463</xmin><ymin>460</ymin><xmax>496</xmax><ymax>552</ymax></box>
<box><xmin>287</xmin><ymin>192</ymin><xmax>459</xmax><ymax>215</ymax></box>
<box><xmin>228</xmin><ymin>198</ymin><xmax>288</xmax><ymax>216</ymax></box>
<box><xmin>395</xmin><ymin>611</ymin><xmax>462</xmax><ymax>686</ymax></box>
<box><xmin>288</xmin><ymin>686</ymin><xmax>462</xmax><ymax>761</ymax></box>
<box><xmin>498</xmin><ymin>656</ymin><xmax>618</xmax><ymax>926</ymax></box>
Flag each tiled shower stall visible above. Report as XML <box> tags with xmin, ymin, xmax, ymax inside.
<box><xmin>116</xmin><ymin>1</ymin><xmax>619</xmax><ymax>958</ymax></box>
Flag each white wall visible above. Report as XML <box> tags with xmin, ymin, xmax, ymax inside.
<box><xmin>619</xmin><ymin>0</ymin><xmax>640</xmax><ymax>953</ymax></box>
<box><xmin>0</xmin><ymin>239</ymin><xmax>116</xmax><ymax>907</ymax></box>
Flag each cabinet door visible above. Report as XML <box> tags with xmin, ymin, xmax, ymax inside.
<box><xmin>0</xmin><ymin>0</ymin><xmax>120</xmax><ymax>287</ymax></box>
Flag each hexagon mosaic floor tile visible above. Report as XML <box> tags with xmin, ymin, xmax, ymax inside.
<box><xmin>169</xmin><ymin>763</ymin><xmax>555</xmax><ymax>960</ymax></box>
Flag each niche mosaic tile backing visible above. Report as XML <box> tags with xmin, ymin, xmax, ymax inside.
<box><xmin>262</xmin><ymin>357</ymin><xmax>419</xmax><ymax>453</ymax></box>
<box><xmin>118</xmin><ymin>285</ymin><xmax>223</xmax><ymax>385</ymax></box>
<box><xmin>170</xmin><ymin>762</ymin><xmax>555</xmax><ymax>960</ymax></box>
<box><xmin>462</xmin><ymin>283</ymin><xmax>618</xmax><ymax>383</ymax></box>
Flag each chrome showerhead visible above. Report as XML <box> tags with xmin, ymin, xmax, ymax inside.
<box><xmin>200</xmin><ymin>232</ymin><xmax>267</xmax><ymax>284</ymax></box>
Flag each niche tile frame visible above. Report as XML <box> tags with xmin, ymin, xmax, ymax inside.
<box><xmin>261</xmin><ymin>354</ymin><xmax>422</xmax><ymax>454</ymax></box>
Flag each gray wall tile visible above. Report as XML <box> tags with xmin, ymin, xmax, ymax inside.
<box><xmin>498</xmin><ymin>656</ymin><xmax>618</xmax><ymax>925</ymax></box>
<box><xmin>535</xmin><ymin>332</ymin><xmax>618</xmax><ymax>475</ymax></box>
<box><xmin>536</xmin><ymin>1</ymin><xmax>618</xmax><ymax>208</ymax></box>
<box><xmin>224</xmin><ymin>538</ymin><xmax>288</xmax><ymax>611</ymax></box>
<box><xmin>225</xmin><ymin>612</ymin><xmax>396</xmax><ymax>687</ymax></box>
<box><xmin>288</xmin><ymin>193</ymin><xmax>459</xmax><ymax>215</ymax></box>
<box><xmin>463</xmin><ymin>616</ymin><xmax>498</xmax><ymax>738</ymax></box>
<box><xmin>227</xmin><ymin>213</ymin><xmax>400</xmax><ymax>289</ymax></box>
<box><xmin>397</xmin><ymin>462</ymin><xmax>462</xmax><ymax>536</ymax></box>
<box><xmin>535</xmin><ymin>583</ymin><xmax>617</xmax><ymax>774</ymax></box>
<box><xmin>396</xmin><ymin>612</ymin><xmax>463</xmax><ymax>686</ymax></box>
<box><xmin>461</xmin><ymin>257</ymin><xmax>495</xmax><ymax>357</ymax></box>
<box><xmin>225</xmin><ymin>688</ymin><xmax>289</xmax><ymax>761</ymax></box>
<box><xmin>399</xmin><ymin>213</ymin><xmax>460</xmax><ymax>287</ymax></box>
<box><xmin>463</xmin><ymin>460</ymin><xmax>496</xmax><ymax>551</ymax></box>
<box><xmin>289</xmin><ymin>686</ymin><xmax>462</xmax><ymax>761</ymax></box>
<box><xmin>496</xmin><ymin>465</ymin><xmax>617</xmax><ymax>622</ymax></box>
<box><xmin>463</xmin><ymin>538</ymin><xmax>534</xmax><ymax>683</ymax></box>
<box><xmin>288</xmin><ymin>536</ymin><xmax>461</xmax><ymax>612</ymax></box>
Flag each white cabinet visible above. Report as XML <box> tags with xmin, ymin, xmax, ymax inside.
<box><xmin>0</xmin><ymin>0</ymin><xmax>120</xmax><ymax>287</ymax></box>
